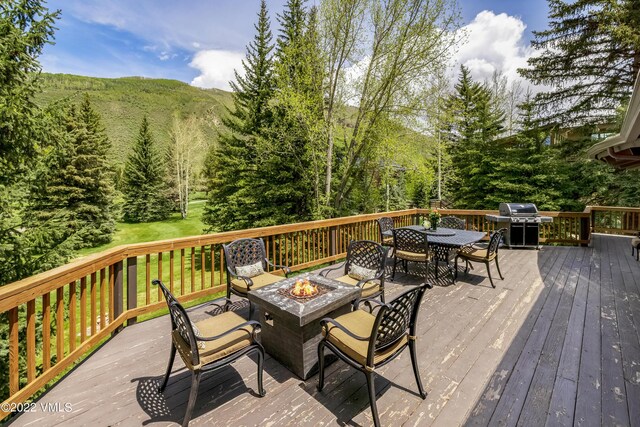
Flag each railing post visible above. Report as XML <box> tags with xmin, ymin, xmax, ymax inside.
<box><xmin>127</xmin><ymin>256</ymin><xmax>138</xmax><ymax>326</ymax></box>
<box><xmin>112</xmin><ymin>260</ymin><xmax>123</xmax><ymax>335</ymax></box>
<box><xmin>329</xmin><ymin>225</ymin><xmax>338</xmax><ymax>259</ymax></box>
<box><xmin>581</xmin><ymin>215</ymin><xmax>591</xmax><ymax>247</ymax></box>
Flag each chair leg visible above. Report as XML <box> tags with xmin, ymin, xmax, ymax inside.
<box><xmin>392</xmin><ymin>258</ymin><xmax>397</xmax><ymax>281</ymax></box>
<box><xmin>454</xmin><ymin>256</ymin><xmax>459</xmax><ymax>281</ymax></box>
<box><xmin>317</xmin><ymin>341</ymin><xmax>326</xmax><ymax>392</ymax></box>
<box><xmin>159</xmin><ymin>343</ymin><xmax>177</xmax><ymax>392</ymax></box>
<box><xmin>183</xmin><ymin>370</ymin><xmax>201</xmax><ymax>427</ymax></box>
<box><xmin>486</xmin><ymin>262</ymin><xmax>496</xmax><ymax>288</ymax></box>
<box><xmin>495</xmin><ymin>256</ymin><xmax>504</xmax><ymax>280</ymax></box>
<box><xmin>365</xmin><ymin>371</ymin><xmax>381</xmax><ymax>427</ymax></box>
<box><xmin>409</xmin><ymin>340</ymin><xmax>427</xmax><ymax>399</ymax></box>
<box><xmin>256</xmin><ymin>345</ymin><xmax>266</xmax><ymax>397</ymax></box>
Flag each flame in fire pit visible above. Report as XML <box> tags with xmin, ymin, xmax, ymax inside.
<box><xmin>291</xmin><ymin>278</ymin><xmax>318</xmax><ymax>297</ymax></box>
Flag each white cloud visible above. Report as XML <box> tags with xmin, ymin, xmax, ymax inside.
<box><xmin>189</xmin><ymin>50</ymin><xmax>245</xmax><ymax>91</ymax></box>
<box><xmin>451</xmin><ymin>11</ymin><xmax>537</xmax><ymax>87</ymax></box>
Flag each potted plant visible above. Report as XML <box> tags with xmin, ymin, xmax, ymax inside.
<box><xmin>428</xmin><ymin>210</ymin><xmax>441</xmax><ymax>230</ymax></box>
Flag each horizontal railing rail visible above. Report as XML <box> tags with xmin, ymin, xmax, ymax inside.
<box><xmin>0</xmin><ymin>207</ymin><xmax>593</xmax><ymax>420</ymax></box>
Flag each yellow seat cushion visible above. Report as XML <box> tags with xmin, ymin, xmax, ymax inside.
<box><xmin>395</xmin><ymin>250</ymin><xmax>430</xmax><ymax>262</ymax></box>
<box><xmin>172</xmin><ymin>311</ymin><xmax>253</xmax><ymax>369</ymax></box>
<box><xmin>324</xmin><ymin>309</ymin><xmax>408</xmax><ymax>367</ymax></box>
<box><xmin>458</xmin><ymin>246</ymin><xmax>495</xmax><ymax>262</ymax></box>
<box><xmin>231</xmin><ymin>272</ymin><xmax>283</xmax><ymax>294</ymax></box>
<box><xmin>335</xmin><ymin>275</ymin><xmax>380</xmax><ymax>297</ymax></box>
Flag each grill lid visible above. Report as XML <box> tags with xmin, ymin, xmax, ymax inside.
<box><xmin>499</xmin><ymin>203</ymin><xmax>539</xmax><ymax>217</ymax></box>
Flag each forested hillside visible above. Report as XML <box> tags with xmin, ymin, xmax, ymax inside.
<box><xmin>35</xmin><ymin>73</ymin><xmax>232</xmax><ymax>165</ymax></box>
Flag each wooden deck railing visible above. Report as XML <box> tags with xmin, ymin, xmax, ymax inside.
<box><xmin>585</xmin><ymin>206</ymin><xmax>640</xmax><ymax>235</ymax></box>
<box><xmin>0</xmin><ymin>207</ymin><xmax>592</xmax><ymax>419</ymax></box>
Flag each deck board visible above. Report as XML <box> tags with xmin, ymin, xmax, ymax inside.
<box><xmin>8</xmin><ymin>234</ymin><xmax>640</xmax><ymax>427</ymax></box>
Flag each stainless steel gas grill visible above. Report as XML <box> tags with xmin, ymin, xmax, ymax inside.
<box><xmin>485</xmin><ymin>203</ymin><xmax>553</xmax><ymax>248</ymax></box>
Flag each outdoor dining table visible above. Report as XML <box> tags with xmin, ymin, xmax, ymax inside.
<box><xmin>384</xmin><ymin>225</ymin><xmax>486</xmax><ymax>283</ymax></box>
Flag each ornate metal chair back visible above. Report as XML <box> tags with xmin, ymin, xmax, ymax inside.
<box><xmin>167</xmin><ymin>300</ymin><xmax>200</xmax><ymax>367</ymax></box>
<box><xmin>344</xmin><ymin>240</ymin><xmax>386</xmax><ymax>275</ymax></box>
<box><xmin>224</xmin><ymin>238</ymin><xmax>267</xmax><ymax>274</ymax></box>
<box><xmin>487</xmin><ymin>228</ymin><xmax>507</xmax><ymax>258</ymax></box>
<box><xmin>393</xmin><ymin>228</ymin><xmax>428</xmax><ymax>254</ymax></box>
<box><xmin>374</xmin><ymin>284</ymin><xmax>428</xmax><ymax>350</ymax></box>
<box><xmin>377</xmin><ymin>217</ymin><xmax>394</xmax><ymax>239</ymax></box>
<box><xmin>153</xmin><ymin>279</ymin><xmax>181</xmax><ymax>330</ymax></box>
<box><xmin>440</xmin><ymin>216</ymin><xmax>466</xmax><ymax>230</ymax></box>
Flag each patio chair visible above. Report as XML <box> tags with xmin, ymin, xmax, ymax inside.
<box><xmin>392</xmin><ymin>227</ymin><xmax>432</xmax><ymax>280</ymax></box>
<box><xmin>317</xmin><ymin>282</ymin><xmax>432</xmax><ymax>427</ymax></box>
<box><xmin>319</xmin><ymin>240</ymin><xmax>387</xmax><ymax>301</ymax></box>
<box><xmin>153</xmin><ymin>279</ymin><xmax>265</xmax><ymax>427</ymax></box>
<box><xmin>454</xmin><ymin>228</ymin><xmax>507</xmax><ymax>288</ymax></box>
<box><xmin>376</xmin><ymin>217</ymin><xmax>395</xmax><ymax>251</ymax></box>
<box><xmin>223</xmin><ymin>238</ymin><xmax>291</xmax><ymax>316</ymax></box>
<box><xmin>632</xmin><ymin>231</ymin><xmax>640</xmax><ymax>261</ymax></box>
<box><xmin>440</xmin><ymin>216</ymin><xmax>466</xmax><ymax>230</ymax></box>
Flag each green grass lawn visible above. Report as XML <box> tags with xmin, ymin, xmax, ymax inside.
<box><xmin>77</xmin><ymin>199</ymin><xmax>207</xmax><ymax>258</ymax></box>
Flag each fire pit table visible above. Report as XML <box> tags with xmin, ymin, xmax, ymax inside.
<box><xmin>247</xmin><ymin>274</ymin><xmax>360</xmax><ymax>380</ymax></box>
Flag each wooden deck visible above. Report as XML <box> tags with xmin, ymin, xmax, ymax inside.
<box><xmin>8</xmin><ymin>234</ymin><xmax>640</xmax><ymax>427</ymax></box>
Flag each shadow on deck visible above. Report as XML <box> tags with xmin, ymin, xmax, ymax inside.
<box><xmin>8</xmin><ymin>234</ymin><xmax>640</xmax><ymax>426</ymax></box>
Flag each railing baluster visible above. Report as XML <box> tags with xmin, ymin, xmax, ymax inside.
<box><xmin>158</xmin><ymin>252</ymin><xmax>163</xmax><ymax>299</ymax></box>
<box><xmin>201</xmin><ymin>245</ymin><xmax>205</xmax><ymax>290</ymax></box>
<box><xmin>190</xmin><ymin>247</ymin><xmax>195</xmax><ymax>292</ymax></box>
<box><xmin>9</xmin><ymin>307</ymin><xmax>19</xmax><ymax>395</ymax></box>
<box><xmin>26</xmin><ymin>299</ymin><xmax>35</xmax><ymax>383</ymax></box>
<box><xmin>69</xmin><ymin>282</ymin><xmax>76</xmax><ymax>351</ymax></box>
<box><xmin>56</xmin><ymin>287</ymin><xmax>64</xmax><ymax>364</ymax></box>
<box><xmin>100</xmin><ymin>268</ymin><xmax>106</xmax><ymax>328</ymax></box>
<box><xmin>91</xmin><ymin>272</ymin><xmax>97</xmax><ymax>336</ymax></box>
<box><xmin>180</xmin><ymin>248</ymin><xmax>185</xmax><ymax>295</ymax></box>
<box><xmin>145</xmin><ymin>254</ymin><xmax>151</xmax><ymax>305</ymax></box>
<box><xmin>169</xmin><ymin>250</ymin><xmax>175</xmax><ymax>294</ymax></box>
<box><xmin>42</xmin><ymin>293</ymin><xmax>51</xmax><ymax>370</ymax></box>
<box><xmin>80</xmin><ymin>277</ymin><xmax>87</xmax><ymax>342</ymax></box>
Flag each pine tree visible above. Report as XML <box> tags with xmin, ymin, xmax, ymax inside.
<box><xmin>202</xmin><ymin>0</ymin><xmax>275</xmax><ymax>231</ymax></box>
<box><xmin>445</xmin><ymin>66</ymin><xmax>505</xmax><ymax>209</ymax></box>
<box><xmin>122</xmin><ymin>116</ymin><xmax>171</xmax><ymax>222</ymax></box>
<box><xmin>519</xmin><ymin>0</ymin><xmax>640</xmax><ymax>126</ymax></box>
<box><xmin>29</xmin><ymin>95</ymin><xmax>115</xmax><ymax>248</ymax></box>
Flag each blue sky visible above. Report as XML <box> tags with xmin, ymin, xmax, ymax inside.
<box><xmin>40</xmin><ymin>0</ymin><xmax>549</xmax><ymax>90</ymax></box>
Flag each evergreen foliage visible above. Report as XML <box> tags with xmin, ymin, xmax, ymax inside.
<box><xmin>122</xmin><ymin>116</ymin><xmax>171</xmax><ymax>222</ymax></box>
<box><xmin>29</xmin><ymin>95</ymin><xmax>115</xmax><ymax>249</ymax></box>
<box><xmin>519</xmin><ymin>0</ymin><xmax>640</xmax><ymax>126</ymax></box>
<box><xmin>445</xmin><ymin>67</ymin><xmax>505</xmax><ymax>209</ymax></box>
<box><xmin>203</xmin><ymin>0</ymin><xmax>276</xmax><ymax>231</ymax></box>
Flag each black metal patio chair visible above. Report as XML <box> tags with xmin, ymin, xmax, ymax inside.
<box><xmin>454</xmin><ymin>228</ymin><xmax>507</xmax><ymax>288</ymax></box>
<box><xmin>392</xmin><ymin>227</ymin><xmax>432</xmax><ymax>280</ymax></box>
<box><xmin>440</xmin><ymin>216</ymin><xmax>466</xmax><ymax>230</ymax></box>
<box><xmin>223</xmin><ymin>238</ymin><xmax>290</xmax><ymax>316</ymax></box>
<box><xmin>153</xmin><ymin>279</ymin><xmax>265</xmax><ymax>426</ymax></box>
<box><xmin>377</xmin><ymin>217</ymin><xmax>395</xmax><ymax>251</ymax></box>
<box><xmin>319</xmin><ymin>240</ymin><xmax>387</xmax><ymax>301</ymax></box>
<box><xmin>317</xmin><ymin>282</ymin><xmax>432</xmax><ymax>427</ymax></box>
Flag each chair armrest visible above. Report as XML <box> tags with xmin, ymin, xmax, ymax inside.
<box><xmin>189</xmin><ymin>297</ymin><xmax>232</xmax><ymax>312</ymax></box>
<box><xmin>319</xmin><ymin>262</ymin><xmax>346</xmax><ymax>277</ymax></box>
<box><xmin>320</xmin><ymin>317</ymin><xmax>370</xmax><ymax>341</ymax></box>
<box><xmin>196</xmin><ymin>320</ymin><xmax>262</xmax><ymax>342</ymax></box>
<box><xmin>353</xmin><ymin>296</ymin><xmax>386</xmax><ymax>313</ymax></box>
<box><xmin>266</xmin><ymin>259</ymin><xmax>291</xmax><ymax>277</ymax></box>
